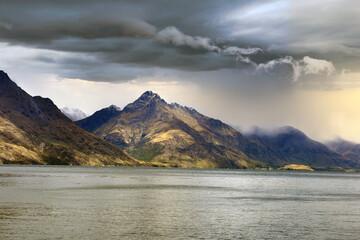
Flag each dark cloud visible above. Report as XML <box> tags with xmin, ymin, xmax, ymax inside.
<box><xmin>0</xmin><ymin>0</ymin><xmax>264</xmax><ymax>73</ymax></box>
<box><xmin>0</xmin><ymin>17</ymin><xmax>156</xmax><ymax>43</ymax></box>
<box><xmin>0</xmin><ymin>0</ymin><xmax>358</xmax><ymax>83</ymax></box>
<box><xmin>31</xmin><ymin>52</ymin><xmax>156</xmax><ymax>82</ymax></box>
<box><xmin>35</xmin><ymin>38</ymin><xmax>241</xmax><ymax>73</ymax></box>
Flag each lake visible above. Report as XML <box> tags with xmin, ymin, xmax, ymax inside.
<box><xmin>0</xmin><ymin>166</ymin><xmax>360</xmax><ymax>239</ymax></box>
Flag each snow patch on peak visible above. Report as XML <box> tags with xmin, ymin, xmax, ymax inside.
<box><xmin>61</xmin><ymin>107</ymin><xmax>88</xmax><ymax>121</ymax></box>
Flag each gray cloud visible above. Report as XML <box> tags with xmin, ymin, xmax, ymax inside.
<box><xmin>0</xmin><ymin>17</ymin><xmax>156</xmax><ymax>43</ymax></box>
<box><xmin>154</xmin><ymin>26</ymin><xmax>264</xmax><ymax>66</ymax></box>
<box><xmin>31</xmin><ymin>51</ymin><xmax>157</xmax><ymax>82</ymax></box>
<box><xmin>155</xmin><ymin>26</ymin><xmax>220</xmax><ymax>51</ymax></box>
<box><xmin>0</xmin><ymin>0</ymin><xmax>358</xmax><ymax>84</ymax></box>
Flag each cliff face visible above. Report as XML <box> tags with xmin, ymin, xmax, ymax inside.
<box><xmin>0</xmin><ymin>71</ymin><xmax>144</xmax><ymax>166</ymax></box>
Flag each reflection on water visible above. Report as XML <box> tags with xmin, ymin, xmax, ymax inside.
<box><xmin>1</xmin><ymin>166</ymin><xmax>360</xmax><ymax>239</ymax></box>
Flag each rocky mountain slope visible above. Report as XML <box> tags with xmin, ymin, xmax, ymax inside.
<box><xmin>77</xmin><ymin>91</ymin><xmax>355</xmax><ymax>170</ymax></box>
<box><xmin>0</xmin><ymin>70</ymin><xmax>144</xmax><ymax>166</ymax></box>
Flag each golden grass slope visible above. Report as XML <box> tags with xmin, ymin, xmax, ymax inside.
<box><xmin>279</xmin><ymin>164</ymin><xmax>314</xmax><ymax>171</ymax></box>
<box><xmin>0</xmin><ymin>115</ymin><xmax>44</xmax><ymax>164</ymax></box>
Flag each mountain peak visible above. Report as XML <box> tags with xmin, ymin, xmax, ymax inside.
<box><xmin>0</xmin><ymin>70</ymin><xmax>48</xmax><ymax>121</ymax></box>
<box><xmin>139</xmin><ymin>91</ymin><xmax>161</xmax><ymax>101</ymax></box>
<box><xmin>75</xmin><ymin>104</ymin><xmax>121</xmax><ymax>132</ymax></box>
<box><xmin>108</xmin><ymin>104</ymin><xmax>121</xmax><ymax>111</ymax></box>
<box><xmin>0</xmin><ymin>70</ymin><xmax>16</xmax><ymax>91</ymax></box>
<box><xmin>0</xmin><ymin>70</ymin><xmax>8</xmax><ymax>77</ymax></box>
<box><xmin>278</xmin><ymin>126</ymin><xmax>303</xmax><ymax>134</ymax></box>
<box><xmin>0</xmin><ymin>70</ymin><xmax>25</xmax><ymax>98</ymax></box>
<box><xmin>123</xmin><ymin>91</ymin><xmax>165</xmax><ymax>113</ymax></box>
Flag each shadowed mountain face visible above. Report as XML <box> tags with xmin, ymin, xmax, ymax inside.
<box><xmin>76</xmin><ymin>105</ymin><xmax>121</xmax><ymax>133</ymax></box>
<box><xmin>326</xmin><ymin>138</ymin><xmax>360</xmax><ymax>164</ymax></box>
<box><xmin>0</xmin><ymin>71</ymin><xmax>144</xmax><ymax>166</ymax></box>
<box><xmin>246</xmin><ymin>127</ymin><xmax>358</xmax><ymax>170</ymax></box>
<box><xmin>77</xmin><ymin>91</ymin><xmax>355</xmax><ymax>170</ymax></box>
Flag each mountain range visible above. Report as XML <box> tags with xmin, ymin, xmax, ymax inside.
<box><xmin>0</xmin><ymin>70</ymin><xmax>359</xmax><ymax>170</ymax></box>
<box><xmin>0</xmin><ymin>70</ymin><xmax>146</xmax><ymax>166</ymax></box>
<box><xmin>76</xmin><ymin>91</ymin><xmax>359</xmax><ymax>170</ymax></box>
<box><xmin>245</xmin><ymin>127</ymin><xmax>358</xmax><ymax>170</ymax></box>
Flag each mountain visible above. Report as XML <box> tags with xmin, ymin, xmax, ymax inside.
<box><xmin>0</xmin><ymin>70</ymin><xmax>145</xmax><ymax>166</ymax></box>
<box><xmin>60</xmin><ymin>107</ymin><xmax>87</xmax><ymax>121</ymax></box>
<box><xmin>245</xmin><ymin>127</ymin><xmax>357</xmax><ymax>170</ymax></box>
<box><xmin>325</xmin><ymin>138</ymin><xmax>360</xmax><ymax>164</ymax></box>
<box><xmin>77</xmin><ymin>91</ymin><xmax>273</xmax><ymax>168</ymax></box>
<box><xmin>76</xmin><ymin>91</ymin><xmax>355</xmax><ymax>170</ymax></box>
<box><xmin>76</xmin><ymin>105</ymin><xmax>121</xmax><ymax>133</ymax></box>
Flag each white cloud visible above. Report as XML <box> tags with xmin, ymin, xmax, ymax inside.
<box><xmin>222</xmin><ymin>46</ymin><xmax>262</xmax><ymax>55</ymax></box>
<box><xmin>222</xmin><ymin>46</ymin><xmax>262</xmax><ymax>65</ymax></box>
<box><xmin>257</xmin><ymin>56</ymin><xmax>335</xmax><ymax>81</ymax></box>
<box><xmin>155</xmin><ymin>26</ymin><xmax>220</xmax><ymax>52</ymax></box>
<box><xmin>155</xmin><ymin>26</ymin><xmax>263</xmax><ymax>65</ymax></box>
<box><xmin>302</xmin><ymin>56</ymin><xmax>335</xmax><ymax>75</ymax></box>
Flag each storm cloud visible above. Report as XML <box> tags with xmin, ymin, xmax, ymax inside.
<box><xmin>0</xmin><ymin>0</ymin><xmax>356</xmax><ymax>83</ymax></box>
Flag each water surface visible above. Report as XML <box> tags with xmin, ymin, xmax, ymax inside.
<box><xmin>1</xmin><ymin>166</ymin><xmax>360</xmax><ymax>239</ymax></box>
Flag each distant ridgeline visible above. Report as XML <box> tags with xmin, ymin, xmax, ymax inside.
<box><xmin>0</xmin><ymin>70</ymin><xmax>358</xmax><ymax>170</ymax></box>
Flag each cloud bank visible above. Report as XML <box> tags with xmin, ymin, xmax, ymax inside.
<box><xmin>0</xmin><ymin>0</ymin><xmax>356</xmax><ymax>89</ymax></box>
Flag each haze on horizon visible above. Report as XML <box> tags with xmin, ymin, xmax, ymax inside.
<box><xmin>0</xmin><ymin>0</ymin><xmax>359</xmax><ymax>143</ymax></box>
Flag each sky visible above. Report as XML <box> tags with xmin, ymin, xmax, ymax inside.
<box><xmin>0</xmin><ymin>0</ymin><xmax>360</xmax><ymax>142</ymax></box>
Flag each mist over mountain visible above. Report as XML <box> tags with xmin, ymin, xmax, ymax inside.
<box><xmin>245</xmin><ymin>126</ymin><xmax>358</xmax><ymax>170</ymax></box>
<box><xmin>325</xmin><ymin>138</ymin><xmax>360</xmax><ymax>164</ymax></box>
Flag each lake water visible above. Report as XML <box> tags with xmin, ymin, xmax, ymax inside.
<box><xmin>0</xmin><ymin>166</ymin><xmax>360</xmax><ymax>239</ymax></box>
